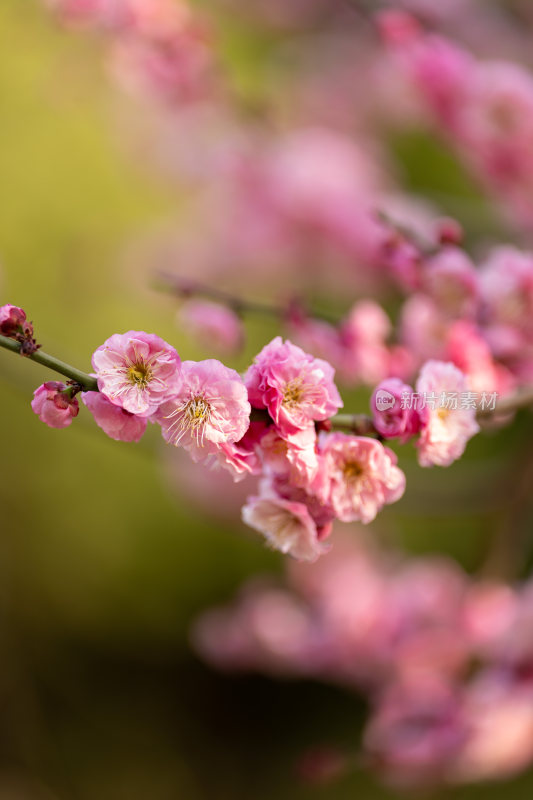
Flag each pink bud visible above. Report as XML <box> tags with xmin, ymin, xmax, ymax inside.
<box><xmin>0</xmin><ymin>304</ymin><xmax>27</xmax><ymax>336</ymax></box>
<box><xmin>31</xmin><ymin>382</ymin><xmax>79</xmax><ymax>429</ymax></box>
<box><xmin>371</xmin><ymin>378</ymin><xmax>422</xmax><ymax>442</ymax></box>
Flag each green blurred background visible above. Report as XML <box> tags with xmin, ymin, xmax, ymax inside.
<box><xmin>2</xmin><ymin>1</ymin><xmax>533</xmax><ymax>798</ymax></box>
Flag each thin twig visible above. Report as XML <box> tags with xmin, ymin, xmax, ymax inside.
<box><xmin>0</xmin><ymin>335</ymin><xmax>97</xmax><ymax>392</ymax></box>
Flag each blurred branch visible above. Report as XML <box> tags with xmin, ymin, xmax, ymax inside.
<box><xmin>154</xmin><ymin>271</ymin><xmax>338</xmax><ymax>323</ymax></box>
<box><xmin>0</xmin><ymin>334</ymin><xmax>97</xmax><ymax>392</ymax></box>
<box><xmin>329</xmin><ymin>413</ymin><xmax>379</xmax><ymax>436</ymax></box>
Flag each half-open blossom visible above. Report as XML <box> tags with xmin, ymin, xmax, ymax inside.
<box><xmin>82</xmin><ymin>391</ymin><xmax>147</xmax><ymax>442</ymax></box>
<box><xmin>31</xmin><ymin>382</ymin><xmax>79</xmax><ymax>429</ymax></box>
<box><xmin>157</xmin><ymin>359</ymin><xmax>250</xmax><ymax>460</ymax></box>
<box><xmin>0</xmin><ymin>304</ymin><xmax>27</xmax><ymax>336</ymax></box>
<box><xmin>0</xmin><ymin>304</ymin><xmax>39</xmax><ymax>355</ymax></box>
<box><xmin>416</xmin><ymin>360</ymin><xmax>480</xmax><ymax>467</ymax></box>
<box><xmin>371</xmin><ymin>377</ymin><xmax>423</xmax><ymax>442</ymax></box>
<box><xmin>242</xmin><ymin>490</ymin><xmax>329</xmax><ymax>562</ymax></box>
<box><xmin>92</xmin><ymin>331</ymin><xmax>182</xmax><ymax>416</ymax></box>
<box><xmin>317</xmin><ymin>433</ymin><xmax>406</xmax><ymax>523</ymax></box>
<box><xmin>245</xmin><ymin>337</ymin><xmax>342</xmax><ymax>437</ymax></box>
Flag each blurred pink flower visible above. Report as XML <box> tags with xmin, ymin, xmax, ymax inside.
<box><xmin>82</xmin><ymin>390</ymin><xmax>147</xmax><ymax>442</ymax></box>
<box><xmin>454</xmin><ymin>675</ymin><xmax>533</xmax><ymax>783</ymax></box>
<box><xmin>92</xmin><ymin>330</ymin><xmax>182</xmax><ymax>415</ymax></box>
<box><xmin>178</xmin><ymin>300</ymin><xmax>244</xmax><ymax>354</ymax></box>
<box><xmin>192</xmin><ymin>580</ymin><xmax>318</xmax><ymax>675</ymax></box>
<box><xmin>43</xmin><ymin>0</ymin><xmax>136</xmax><ymax>29</ymax></box>
<box><xmin>31</xmin><ymin>382</ymin><xmax>79</xmax><ymax>429</ymax></box>
<box><xmin>445</xmin><ymin>320</ymin><xmax>515</xmax><ymax>396</ymax></box>
<box><xmin>423</xmin><ymin>247</ymin><xmax>479</xmax><ymax>319</ymax></box>
<box><xmin>480</xmin><ymin>246</ymin><xmax>533</xmax><ymax>359</ymax></box>
<box><xmin>364</xmin><ymin>676</ymin><xmax>468</xmax><ymax>786</ymax></box>
<box><xmin>400</xmin><ymin>294</ymin><xmax>449</xmax><ymax>365</ymax></box>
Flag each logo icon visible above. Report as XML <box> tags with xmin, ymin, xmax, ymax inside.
<box><xmin>375</xmin><ymin>389</ymin><xmax>396</xmax><ymax>412</ymax></box>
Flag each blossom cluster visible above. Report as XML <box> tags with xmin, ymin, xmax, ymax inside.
<box><xmin>0</xmin><ymin>304</ymin><xmax>485</xmax><ymax>561</ymax></box>
<box><xmin>380</xmin><ymin>9</ymin><xmax>533</xmax><ymax>229</ymax></box>
<box><xmin>193</xmin><ymin>531</ymin><xmax>533</xmax><ymax>788</ymax></box>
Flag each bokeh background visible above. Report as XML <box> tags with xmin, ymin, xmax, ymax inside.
<box><xmin>2</xmin><ymin>1</ymin><xmax>533</xmax><ymax>798</ymax></box>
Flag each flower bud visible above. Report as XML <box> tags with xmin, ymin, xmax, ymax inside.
<box><xmin>31</xmin><ymin>382</ymin><xmax>79</xmax><ymax>429</ymax></box>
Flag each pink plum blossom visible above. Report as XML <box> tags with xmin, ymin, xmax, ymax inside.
<box><xmin>241</xmin><ymin>490</ymin><xmax>329</xmax><ymax>562</ymax></box>
<box><xmin>259</xmin><ymin>425</ymin><xmax>319</xmax><ymax>488</ymax></box>
<box><xmin>156</xmin><ymin>359</ymin><xmax>250</xmax><ymax>461</ymax></box>
<box><xmin>244</xmin><ymin>337</ymin><xmax>342</xmax><ymax>437</ymax></box>
<box><xmin>317</xmin><ymin>433</ymin><xmax>406</xmax><ymax>523</ymax></box>
<box><xmin>82</xmin><ymin>391</ymin><xmax>147</xmax><ymax>442</ymax></box>
<box><xmin>92</xmin><ymin>330</ymin><xmax>182</xmax><ymax>416</ymax></box>
<box><xmin>416</xmin><ymin>360</ymin><xmax>480</xmax><ymax>467</ymax></box>
<box><xmin>209</xmin><ymin>440</ymin><xmax>261</xmax><ymax>482</ymax></box>
<box><xmin>371</xmin><ymin>377</ymin><xmax>423</xmax><ymax>442</ymax></box>
<box><xmin>178</xmin><ymin>300</ymin><xmax>244</xmax><ymax>354</ymax></box>
<box><xmin>31</xmin><ymin>382</ymin><xmax>79</xmax><ymax>429</ymax></box>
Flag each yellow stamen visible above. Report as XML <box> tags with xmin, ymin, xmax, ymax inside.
<box><xmin>127</xmin><ymin>362</ymin><xmax>152</xmax><ymax>389</ymax></box>
<box><xmin>283</xmin><ymin>378</ymin><xmax>304</xmax><ymax>407</ymax></box>
<box><xmin>343</xmin><ymin>461</ymin><xmax>364</xmax><ymax>481</ymax></box>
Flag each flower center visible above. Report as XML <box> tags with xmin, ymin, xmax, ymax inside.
<box><xmin>186</xmin><ymin>395</ymin><xmax>210</xmax><ymax>428</ymax></box>
<box><xmin>127</xmin><ymin>361</ymin><xmax>152</xmax><ymax>389</ymax></box>
<box><xmin>437</xmin><ymin>407</ymin><xmax>450</xmax><ymax>422</ymax></box>
<box><xmin>163</xmin><ymin>393</ymin><xmax>213</xmax><ymax>447</ymax></box>
<box><xmin>283</xmin><ymin>378</ymin><xmax>304</xmax><ymax>407</ymax></box>
<box><xmin>343</xmin><ymin>460</ymin><xmax>364</xmax><ymax>481</ymax></box>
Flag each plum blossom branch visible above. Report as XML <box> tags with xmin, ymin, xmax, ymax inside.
<box><xmin>0</xmin><ymin>334</ymin><xmax>98</xmax><ymax>392</ymax></box>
